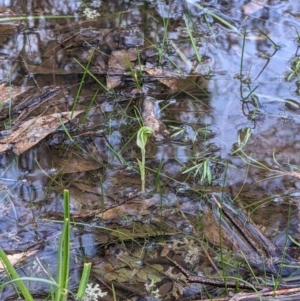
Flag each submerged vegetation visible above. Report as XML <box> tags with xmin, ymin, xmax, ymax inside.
<box><xmin>1</xmin><ymin>0</ymin><xmax>300</xmax><ymax>300</ymax></box>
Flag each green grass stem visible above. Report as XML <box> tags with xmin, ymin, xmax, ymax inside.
<box><xmin>170</xmin><ymin>40</ymin><xmax>190</xmax><ymax>66</ymax></box>
<box><xmin>74</xmin><ymin>58</ymin><xmax>111</xmax><ymax>93</ymax></box>
<box><xmin>124</xmin><ymin>55</ymin><xmax>143</xmax><ymax>91</ymax></box>
<box><xmin>71</xmin><ymin>49</ymin><xmax>95</xmax><ymax>118</ymax></box>
<box><xmin>186</xmin><ymin>3</ymin><xmax>239</xmax><ymax>33</ymax></box>
<box><xmin>240</xmin><ymin>30</ymin><xmax>246</xmax><ymax>79</ymax></box>
<box><xmin>0</xmin><ymin>249</ymin><xmax>34</xmax><ymax>301</ymax></box>
<box><xmin>80</xmin><ymin>89</ymin><xmax>99</xmax><ymax>124</ymax></box>
<box><xmin>255</xmin><ymin>27</ymin><xmax>280</xmax><ymax>49</ymax></box>
<box><xmin>112</xmin><ymin>283</ymin><xmax>117</xmax><ymax>301</ymax></box>
<box><xmin>0</xmin><ymin>16</ymin><xmax>75</xmax><ymax>22</ymax></box>
<box><xmin>76</xmin><ymin>263</ymin><xmax>92</xmax><ymax>300</ymax></box>
<box><xmin>55</xmin><ymin>189</ymin><xmax>70</xmax><ymax>301</ymax></box>
<box><xmin>158</xmin><ymin>17</ymin><xmax>170</xmax><ymax>65</ymax></box>
<box><xmin>0</xmin><ymin>277</ymin><xmax>57</xmax><ymax>289</ymax></box>
<box><xmin>183</xmin><ymin>15</ymin><xmax>201</xmax><ymax>63</ymax></box>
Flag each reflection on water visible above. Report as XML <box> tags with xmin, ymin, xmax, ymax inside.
<box><xmin>1</xmin><ymin>0</ymin><xmax>300</xmax><ymax>299</ymax></box>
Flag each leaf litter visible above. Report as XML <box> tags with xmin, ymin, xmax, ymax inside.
<box><xmin>0</xmin><ymin>111</ymin><xmax>83</xmax><ymax>155</ymax></box>
<box><xmin>1</xmin><ymin>8</ymin><xmax>300</xmax><ymax>301</ymax></box>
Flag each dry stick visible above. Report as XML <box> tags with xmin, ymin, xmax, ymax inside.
<box><xmin>228</xmin><ymin>287</ymin><xmax>300</xmax><ymax>301</ymax></box>
<box><xmin>211</xmin><ymin>194</ymin><xmax>280</xmax><ymax>262</ymax></box>
<box><xmin>211</xmin><ymin>194</ymin><xmax>283</xmax><ymax>275</ymax></box>
<box><xmin>0</xmin><ymin>86</ymin><xmax>62</xmax><ymax>124</ymax></box>
<box><xmin>202</xmin><ymin>245</ymin><xmax>223</xmax><ymax>277</ymax></box>
<box><xmin>196</xmin><ymin>297</ymin><xmax>230</xmax><ymax>301</ymax></box>
<box><xmin>211</xmin><ymin>194</ymin><xmax>261</xmax><ymax>253</ymax></box>
<box><xmin>171</xmin><ymin>258</ymin><xmax>266</xmax><ymax>291</ymax></box>
<box><xmin>20</xmin><ymin>55</ymin><xmax>40</xmax><ymax>89</ymax></box>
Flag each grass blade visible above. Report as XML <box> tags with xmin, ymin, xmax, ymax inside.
<box><xmin>71</xmin><ymin>49</ymin><xmax>95</xmax><ymax>118</ymax></box>
<box><xmin>76</xmin><ymin>263</ymin><xmax>92</xmax><ymax>300</ymax></box>
<box><xmin>55</xmin><ymin>189</ymin><xmax>70</xmax><ymax>301</ymax></box>
<box><xmin>0</xmin><ymin>249</ymin><xmax>34</xmax><ymax>301</ymax></box>
<box><xmin>183</xmin><ymin>15</ymin><xmax>201</xmax><ymax>63</ymax></box>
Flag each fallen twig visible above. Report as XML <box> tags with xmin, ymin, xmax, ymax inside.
<box><xmin>171</xmin><ymin>259</ymin><xmax>266</xmax><ymax>291</ymax></box>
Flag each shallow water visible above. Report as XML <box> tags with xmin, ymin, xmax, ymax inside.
<box><xmin>1</xmin><ymin>0</ymin><xmax>300</xmax><ymax>300</ymax></box>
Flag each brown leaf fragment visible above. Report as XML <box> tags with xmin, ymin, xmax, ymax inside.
<box><xmin>106</xmin><ymin>75</ymin><xmax>122</xmax><ymax>90</ymax></box>
<box><xmin>108</xmin><ymin>48</ymin><xmax>137</xmax><ymax>69</ymax></box>
<box><xmin>0</xmin><ymin>8</ymin><xmax>23</xmax><ymax>34</ymax></box>
<box><xmin>27</xmin><ymin>63</ymin><xmax>83</xmax><ymax>75</ymax></box>
<box><xmin>107</xmin><ymin>48</ymin><xmax>137</xmax><ymax>89</ymax></box>
<box><xmin>0</xmin><ymin>111</ymin><xmax>84</xmax><ymax>155</ymax></box>
<box><xmin>99</xmin><ymin>196</ymin><xmax>158</xmax><ymax>220</ymax></box>
<box><xmin>0</xmin><ymin>250</ymin><xmax>38</xmax><ymax>272</ymax></box>
<box><xmin>160</xmin><ymin>244</ymin><xmax>170</xmax><ymax>257</ymax></box>
<box><xmin>142</xmin><ymin>66</ymin><xmax>184</xmax><ymax>91</ymax></box>
<box><xmin>52</xmin><ymin>155</ymin><xmax>102</xmax><ymax>174</ymax></box>
<box><xmin>158</xmin><ymin>281</ymin><xmax>173</xmax><ymax>297</ymax></box>
<box><xmin>0</xmin><ymin>85</ymin><xmax>34</xmax><ymax>110</ymax></box>
<box><xmin>142</xmin><ymin>96</ymin><xmax>169</xmax><ymax>141</ymax></box>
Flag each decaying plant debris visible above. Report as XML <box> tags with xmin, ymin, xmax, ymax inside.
<box><xmin>1</xmin><ymin>1</ymin><xmax>300</xmax><ymax>301</ymax></box>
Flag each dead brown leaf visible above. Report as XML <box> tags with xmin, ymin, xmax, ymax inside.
<box><xmin>99</xmin><ymin>196</ymin><xmax>158</xmax><ymax>220</ymax></box>
<box><xmin>52</xmin><ymin>155</ymin><xmax>102</xmax><ymax>174</ymax></box>
<box><xmin>0</xmin><ymin>85</ymin><xmax>34</xmax><ymax>109</ymax></box>
<box><xmin>108</xmin><ymin>48</ymin><xmax>137</xmax><ymax>69</ymax></box>
<box><xmin>0</xmin><ymin>250</ymin><xmax>38</xmax><ymax>272</ymax></box>
<box><xmin>142</xmin><ymin>66</ymin><xmax>184</xmax><ymax>91</ymax></box>
<box><xmin>27</xmin><ymin>63</ymin><xmax>83</xmax><ymax>74</ymax></box>
<box><xmin>106</xmin><ymin>75</ymin><xmax>123</xmax><ymax>90</ymax></box>
<box><xmin>0</xmin><ymin>111</ymin><xmax>84</xmax><ymax>155</ymax></box>
<box><xmin>160</xmin><ymin>244</ymin><xmax>170</xmax><ymax>257</ymax></box>
<box><xmin>142</xmin><ymin>96</ymin><xmax>169</xmax><ymax>141</ymax></box>
<box><xmin>107</xmin><ymin>48</ymin><xmax>137</xmax><ymax>89</ymax></box>
<box><xmin>0</xmin><ymin>8</ymin><xmax>22</xmax><ymax>34</ymax></box>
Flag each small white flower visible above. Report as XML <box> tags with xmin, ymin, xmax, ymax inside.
<box><xmin>152</xmin><ymin>288</ymin><xmax>161</xmax><ymax>299</ymax></box>
<box><xmin>144</xmin><ymin>279</ymin><xmax>161</xmax><ymax>300</ymax></box>
<box><xmin>83</xmin><ymin>283</ymin><xmax>107</xmax><ymax>301</ymax></box>
<box><xmin>83</xmin><ymin>8</ymin><xmax>100</xmax><ymax>20</ymax></box>
<box><xmin>145</xmin><ymin>279</ymin><xmax>155</xmax><ymax>292</ymax></box>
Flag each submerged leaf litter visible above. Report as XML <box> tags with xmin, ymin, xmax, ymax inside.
<box><xmin>1</xmin><ymin>0</ymin><xmax>300</xmax><ymax>300</ymax></box>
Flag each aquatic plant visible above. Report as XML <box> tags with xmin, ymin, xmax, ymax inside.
<box><xmin>0</xmin><ymin>249</ymin><xmax>34</xmax><ymax>301</ymax></box>
<box><xmin>182</xmin><ymin>157</ymin><xmax>214</xmax><ymax>185</ymax></box>
<box><xmin>0</xmin><ymin>190</ymin><xmax>92</xmax><ymax>301</ymax></box>
<box><xmin>287</xmin><ymin>57</ymin><xmax>300</xmax><ymax>82</ymax></box>
<box><xmin>183</xmin><ymin>14</ymin><xmax>202</xmax><ymax>63</ymax></box>
<box><xmin>136</xmin><ymin>126</ymin><xmax>154</xmax><ymax>193</ymax></box>
<box><xmin>76</xmin><ymin>263</ymin><xmax>93</xmax><ymax>300</ymax></box>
